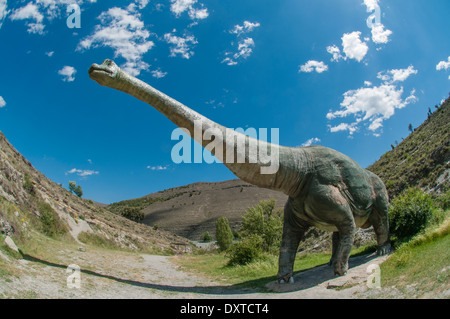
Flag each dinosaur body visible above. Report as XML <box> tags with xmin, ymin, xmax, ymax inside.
<box><xmin>89</xmin><ymin>59</ymin><xmax>391</xmax><ymax>283</ymax></box>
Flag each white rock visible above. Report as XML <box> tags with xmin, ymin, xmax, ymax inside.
<box><xmin>5</xmin><ymin>236</ymin><xmax>20</xmax><ymax>253</ymax></box>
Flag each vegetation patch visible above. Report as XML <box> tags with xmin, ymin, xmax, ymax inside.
<box><xmin>379</xmin><ymin>217</ymin><xmax>450</xmax><ymax>298</ymax></box>
<box><xmin>388</xmin><ymin>187</ymin><xmax>446</xmax><ymax>244</ymax></box>
<box><xmin>37</xmin><ymin>201</ymin><xmax>68</xmax><ymax>238</ymax></box>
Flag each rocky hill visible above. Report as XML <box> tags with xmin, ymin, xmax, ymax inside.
<box><xmin>368</xmin><ymin>96</ymin><xmax>450</xmax><ymax>198</ymax></box>
<box><xmin>108</xmin><ymin>179</ymin><xmax>288</xmax><ymax>241</ymax></box>
<box><xmin>0</xmin><ymin>131</ymin><xmax>189</xmax><ymax>253</ymax></box>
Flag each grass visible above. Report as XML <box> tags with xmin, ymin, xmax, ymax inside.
<box><xmin>176</xmin><ymin>215</ymin><xmax>449</xmax><ymax>295</ymax></box>
<box><xmin>175</xmin><ymin>244</ymin><xmax>376</xmax><ymax>290</ymax></box>
<box><xmin>377</xmin><ymin>217</ymin><xmax>450</xmax><ymax>298</ymax></box>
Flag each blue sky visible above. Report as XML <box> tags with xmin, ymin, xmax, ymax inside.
<box><xmin>0</xmin><ymin>0</ymin><xmax>449</xmax><ymax>204</ymax></box>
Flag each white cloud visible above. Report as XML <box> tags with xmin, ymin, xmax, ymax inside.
<box><xmin>66</xmin><ymin>168</ymin><xmax>99</xmax><ymax>177</ymax></box>
<box><xmin>299</xmin><ymin>60</ymin><xmax>328</xmax><ymax>73</ymax></box>
<box><xmin>329</xmin><ymin>122</ymin><xmax>358</xmax><ymax>135</ymax></box>
<box><xmin>147</xmin><ymin>165</ymin><xmax>168</xmax><ymax>171</ymax></box>
<box><xmin>45</xmin><ymin>51</ymin><xmax>54</xmax><ymax>57</ymax></box>
<box><xmin>169</xmin><ymin>0</ymin><xmax>209</xmax><ymax>20</ymax></box>
<box><xmin>342</xmin><ymin>31</ymin><xmax>368</xmax><ymax>62</ymax></box>
<box><xmin>9</xmin><ymin>2</ymin><xmax>45</xmax><ymax>34</ymax></box>
<box><xmin>78</xmin><ymin>5</ymin><xmax>154</xmax><ymax>76</ymax></box>
<box><xmin>222</xmin><ymin>21</ymin><xmax>260</xmax><ymax>66</ymax></box>
<box><xmin>436</xmin><ymin>56</ymin><xmax>450</xmax><ymax>71</ymax></box>
<box><xmin>370</xmin><ymin>24</ymin><xmax>392</xmax><ymax>44</ymax></box>
<box><xmin>377</xmin><ymin>65</ymin><xmax>418</xmax><ymax>83</ymax></box>
<box><xmin>222</xmin><ymin>37</ymin><xmax>256</xmax><ymax>66</ymax></box>
<box><xmin>8</xmin><ymin>0</ymin><xmax>97</xmax><ymax>34</ymax></box>
<box><xmin>363</xmin><ymin>0</ymin><xmax>379</xmax><ymax>12</ymax></box>
<box><xmin>136</xmin><ymin>0</ymin><xmax>150</xmax><ymax>9</ymax></box>
<box><xmin>164</xmin><ymin>32</ymin><xmax>197</xmax><ymax>59</ymax></box>
<box><xmin>170</xmin><ymin>0</ymin><xmax>195</xmax><ymax>16</ymax></box>
<box><xmin>236</xmin><ymin>37</ymin><xmax>255</xmax><ymax>59</ymax></box>
<box><xmin>363</xmin><ymin>0</ymin><xmax>392</xmax><ymax>44</ymax></box>
<box><xmin>0</xmin><ymin>0</ymin><xmax>9</xmax><ymax>29</ymax></box>
<box><xmin>326</xmin><ymin>45</ymin><xmax>344</xmax><ymax>62</ymax></box>
<box><xmin>58</xmin><ymin>66</ymin><xmax>77</xmax><ymax>82</ymax></box>
<box><xmin>0</xmin><ymin>96</ymin><xmax>6</xmax><ymax>108</ymax></box>
<box><xmin>327</xmin><ymin>84</ymin><xmax>417</xmax><ymax>135</ymax></box>
<box><xmin>301</xmin><ymin>137</ymin><xmax>321</xmax><ymax>147</ymax></box>
<box><xmin>230</xmin><ymin>21</ymin><xmax>261</xmax><ymax>36</ymax></box>
<box><xmin>151</xmin><ymin>68</ymin><xmax>167</xmax><ymax>79</ymax></box>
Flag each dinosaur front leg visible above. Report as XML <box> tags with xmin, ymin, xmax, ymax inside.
<box><xmin>277</xmin><ymin>206</ymin><xmax>308</xmax><ymax>284</ymax></box>
<box><xmin>369</xmin><ymin>204</ymin><xmax>391</xmax><ymax>256</ymax></box>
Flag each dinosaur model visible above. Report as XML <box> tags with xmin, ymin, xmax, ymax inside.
<box><xmin>89</xmin><ymin>59</ymin><xmax>391</xmax><ymax>283</ymax></box>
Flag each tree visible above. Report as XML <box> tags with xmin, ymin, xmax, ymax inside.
<box><xmin>408</xmin><ymin>123</ymin><xmax>414</xmax><ymax>133</ymax></box>
<box><xmin>215</xmin><ymin>217</ymin><xmax>233</xmax><ymax>251</ymax></box>
<box><xmin>200</xmin><ymin>231</ymin><xmax>213</xmax><ymax>242</ymax></box>
<box><xmin>69</xmin><ymin>181</ymin><xmax>83</xmax><ymax>197</ymax></box>
<box><xmin>240</xmin><ymin>200</ymin><xmax>283</xmax><ymax>252</ymax></box>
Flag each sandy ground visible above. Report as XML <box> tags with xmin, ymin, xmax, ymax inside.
<box><xmin>0</xmin><ymin>242</ymin><xmax>389</xmax><ymax>299</ymax></box>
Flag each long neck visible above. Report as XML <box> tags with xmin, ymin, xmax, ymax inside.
<box><xmin>109</xmin><ymin>69</ymin><xmax>303</xmax><ymax>195</ymax></box>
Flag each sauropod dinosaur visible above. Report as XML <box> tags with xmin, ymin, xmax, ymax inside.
<box><xmin>89</xmin><ymin>59</ymin><xmax>391</xmax><ymax>283</ymax></box>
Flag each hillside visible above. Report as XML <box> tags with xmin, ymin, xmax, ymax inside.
<box><xmin>108</xmin><ymin>179</ymin><xmax>288</xmax><ymax>240</ymax></box>
<box><xmin>0</xmin><ymin>131</ymin><xmax>189</xmax><ymax>254</ymax></box>
<box><xmin>368</xmin><ymin>96</ymin><xmax>450</xmax><ymax>198</ymax></box>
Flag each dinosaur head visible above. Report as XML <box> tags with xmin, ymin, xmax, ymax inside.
<box><xmin>89</xmin><ymin>59</ymin><xmax>120</xmax><ymax>87</ymax></box>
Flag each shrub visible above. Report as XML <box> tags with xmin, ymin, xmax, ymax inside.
<box><xmin>120</xmin><ymin>207</ymin><xmax>144</xmax><ymax>222</ymax></box>
<box><xmin>240</xmin><ymin>200</ymin><xmax>283</xmax><ymax>252</ymax></box>
<box><xmin>227</xmin><ymin>234</ymin><xmax>264</xmax><ymax>266</ymax></box>
<box><xmin>388</xmin><ymin>187</ymin><xmax>442</xmax><ymax>242</ymax></box>
<box><xmin>38</xmin><ymin>201</ymin><xmax>67</xmax><ymax>238</ymax></box>
<box><xmin>435</xmin><ymin>190</ymin><xmax>450</xmax><ymax>210</ymax></box>
<box><xmin>200</xmin><ymin>231</ymin><xmax>212</xmax><ymax>242</ymax></box>
<box><xmin>23</xmin><ymin>174</ymin><xmax>35</xmax><ymax>195</ymax></box>
<box><xmin>215</xmin><ymin>217</ymin><xmax>233</xmax><ymax>251</ymax></box>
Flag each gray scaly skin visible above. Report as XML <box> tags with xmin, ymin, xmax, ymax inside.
<box><xmin>89</xmin><ymin>59</ymin><xmax>391</xmax><ymax>283</ymax></box>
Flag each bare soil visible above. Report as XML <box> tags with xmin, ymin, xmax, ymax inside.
<box><xmin>0</xmin><ymin>241</ymin><xmax>390</xmax><ymax>299</ymax></box>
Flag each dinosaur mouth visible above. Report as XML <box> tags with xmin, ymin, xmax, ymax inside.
<box><xmin>88</xmin><ymin>63</ymin><xmax>114</xmax><ymax>79</ymax></box>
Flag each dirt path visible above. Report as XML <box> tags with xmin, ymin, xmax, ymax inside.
<box><xmin>0</xmin><ymin>241</ymin><xmax>389</xmax><ymax>299</ymax></box>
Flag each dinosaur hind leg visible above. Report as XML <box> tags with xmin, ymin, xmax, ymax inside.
<box><xmin>329</xmin><ymin>232</ymin><xmax>340</xmax><ymax>266</ymax></box>
<box><xmin>306</xmin><ymin>184</ymin><xmax>356</xmax><ymax>276</ymax></box>
<box><xmin>333</xmin><ymin>220</ymin><xmax>356</xmax><ymax>276</ymax></box>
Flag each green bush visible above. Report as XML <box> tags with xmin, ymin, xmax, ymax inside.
<box><xmin>23</xmin><ymin>174</ymin><xmax>35</xmax><ymax>195</ymax></box>
<box><xmin>435</xmin><ymin>190</ymin><xmax>450</xmax><ymax>210</ymax></box>
<box><xmin>120</xmin><ymin>207</ymin><xmax>144</xmax><ymax>222</ymax></box>
<box><xmin>38</xmin><ymin>201</ymin><xmax>67</xmax><ymax>238</ymax></box>
<box><xmin>215</xmin><ymin>217</ymin><xmax>233</xmax><ymax>251</ymax></box>
<box><xmin>200</xmin><ymin>231</ymin><xmax>212</xmax><ymax>242</ymax></box>
<box><xmin>227</xmin><ymin>234</ymin><xmax>264</xmax><ymax>266</ymax></box>
<box><xmin>389</xmin><ymin>187</ymin><xmax>443</xmax><ymax>242</ymax></box>
<box><xmin>240</xmin><ymin>200</ymin><xmax>283</xmax><ymax>252</ymax></box>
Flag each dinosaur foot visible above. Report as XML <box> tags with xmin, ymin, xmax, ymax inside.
<box><xmin>277</xmin><ymin>276</ymin><xmax>295</xmax><ymax>284</ymax></box>
<box><xmin>377</xmin><ymin>242</ymin><xmax>392</xmax><ymax>256</ymax></box>
<box><xmin>334</xmin><ymin>271</ymin><xmax>347</xmax><ymax>277</ymax></box>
